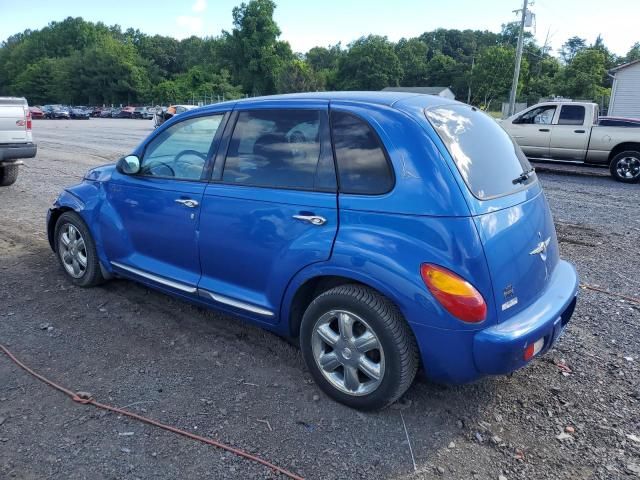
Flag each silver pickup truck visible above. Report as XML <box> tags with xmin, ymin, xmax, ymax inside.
<box><xmin>502</xmin><ymin>101</ymin><xmax>640</xmax><ymax>183</ymax></box>
<box><xmin>0</xmin><ymin>96</ymin><xmax>37</xmax><ymax>187</ymax></box>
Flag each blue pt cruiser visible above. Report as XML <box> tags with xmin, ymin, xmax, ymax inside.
<box><xmin>47</xmin><ymin>92</ymin><xmax>578</xmax><ymax>410</ymax></box>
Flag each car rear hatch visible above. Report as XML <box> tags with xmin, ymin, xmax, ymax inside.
<box><xmin>426</xmin><ymin>104</ymin><xmax>559</xmax><ymax>323</ymax></box>
<box><xmin>0</xmin><ymin>97</ymin><xmax>28</xmax><ymax>143</ymax></box>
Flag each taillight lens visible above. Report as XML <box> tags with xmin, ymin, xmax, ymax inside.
<box><xmin>25</xmin><ymin>109</ymin><xmax>32</xmax><ymax>130</ymax></box>
<box><xmin>420</xmin><ymin>264</ymin><xmax>487</xmax><ymax>323</ymax></box>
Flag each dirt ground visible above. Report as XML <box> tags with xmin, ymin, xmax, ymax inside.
<box><xmin>1</xmin><ymin>118</ymin><xmax>639</xmax><ymax>480</ymax></box>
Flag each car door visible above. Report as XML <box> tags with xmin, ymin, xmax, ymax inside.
<box><xmin>504</xmin><ymin>105</ymin><xmax>556</xmax><ymax>158</ymax></box>
<box><xmin>103</xmin><ymin>113</ymin><xmax>227</xmax><ymax>292</ymax></box>
<box><xmin>549</xmin><ymin>104</ymin><xmax>591</xmax><ymax>161</ymax></box>
<box><xmin>197</xmin><ymin>101</ymin><xmax>338</xmax><ymax>323</ymax></box>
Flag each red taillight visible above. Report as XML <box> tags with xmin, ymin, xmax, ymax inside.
<box><xmin>420</xmin><ymin>263</ymin><xmax>487</xmax><ymax>323</ymax></box>
<box><xmin>26</xmin><ymin>111</ymin><xmax>32</xmax><ymax>130</ymax></box>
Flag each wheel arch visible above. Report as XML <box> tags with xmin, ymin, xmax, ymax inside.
<box><xmin>608</xmin><ymin>142</ymin><xmax>640</xmax><ymax>163</ymax></box>
<box><xmin>47</xmin><ymin>206</ymin><xmax>75</xmax><ymax>251</ymax></box>
<box><xmin>282</xmin><ymin>266</ymin><xmax>409</xmax><ymax>340</ymax></box>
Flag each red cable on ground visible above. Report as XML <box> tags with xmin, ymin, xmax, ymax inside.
<box><xmin>580</xmin><ymin>283</ymin><xmax>640</xmax><ymax>305</ymax></box>
<box><xmin>0</xmin><ymin>343</ymin><xmax>304</xmax><ymax>480</ymax></box>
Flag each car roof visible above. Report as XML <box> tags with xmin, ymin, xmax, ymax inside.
<box><xmin>234</xmin><ymin>91</ymin><xmax>453</xmax><ymax>107</ymax></box>
<box><xmin>193</xmin><ymin>91</ymin><xmax>457</xmax><ymax>114</ymax></box>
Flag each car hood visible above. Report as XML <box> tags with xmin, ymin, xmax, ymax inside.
<box><xmin>84</xmin><ymin>163</ymin><xmax>116</xmax><ymax>182</ymax></box>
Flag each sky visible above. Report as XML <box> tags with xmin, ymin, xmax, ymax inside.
<box><xmin>1</xmin><ymin>0</ymin><xmax>639</xmax><ymax>57</ymax></box>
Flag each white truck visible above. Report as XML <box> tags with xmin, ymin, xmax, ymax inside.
<box><xmin>0</xmin><ymin>97</ymin><xmax>37</xmax><ymax>186</ymax></box>
<box><xmin>502</xmin><ymin>101</ymin><xmax>640</xmax><ymax>183</ymax></box>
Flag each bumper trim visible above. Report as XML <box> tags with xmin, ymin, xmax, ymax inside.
<box><xmin>0</xmin><ymin>143</ymin><xmax>37</xmax><ymax>161</ymax></box>
<box><xmin>473</xmin><ymin>260</ymin><xmax>579</xmax><ymax>375</ymax></box>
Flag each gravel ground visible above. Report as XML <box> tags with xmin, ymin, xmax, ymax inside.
<box><xmin>1</xmin><ymin>118</ymin><xmax>639</xmax><ymax>480</ymax></box>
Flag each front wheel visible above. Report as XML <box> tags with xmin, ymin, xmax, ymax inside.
<box><xmin>0</xmin><ymin>165</ymin><xmax>19</xmax><ymax>186</ymax></box>
<box><xmin>610</xmin><ymin>150</ymin><xmax>640</xmax><ymax>183</ymax></box>
<box><xmin>300</xmin><ymin>284</ymin><xmax>419</xmax><ymax>410</ymax></box>
<box><xmin>54</xmin><ymin>212</ymin><xmax>105</xmax><ymax>287</ymax></box>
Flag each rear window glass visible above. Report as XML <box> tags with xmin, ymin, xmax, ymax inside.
<box><xmin>558</xmin><ymin>105</ymin><xmax>585</xmax><ymax>125</ymax></box>
<box><xmin>425</xmin><ymin>105</ymin><xmax>534</xmax><ymax>200</ymax></box>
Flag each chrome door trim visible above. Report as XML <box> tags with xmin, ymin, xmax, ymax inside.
<box><xmin>111</xmin><ymin>261</ymin><xmax>197</xmax><ymax>293</ymax></box>
<box><xmin>197</xmin><ymin>289</ymin><xmax>274</xmax><ymax>317</ymax></box>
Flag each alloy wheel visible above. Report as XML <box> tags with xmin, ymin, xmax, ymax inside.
<box><xmin>616</xmin><ymin>155</ymin><xmax>640</xmax><ymax>180</ymax></box>
<box><xmin>311</xmin><ymin>309</ymin><xmax>385</xmax><ymax>396</ymax></box>
<box><xmin>58</xmin><ymin>223</ymin><xmax>88</xmax><ymax>278</ymax></box>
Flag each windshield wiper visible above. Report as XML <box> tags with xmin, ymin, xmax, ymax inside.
<box><xmin>512</xmin><ymin>167</ymin><xmax>535</xmax><ymax>185</ymax></box>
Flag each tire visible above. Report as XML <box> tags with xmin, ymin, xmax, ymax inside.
<box><xmin>0</xmin><ymin>165</ymin><xmax>19</xmax><ymax>186</ymax></box>
<box><xmin>609</xmin><ymin>150</ymin><xmax>640</xmax><ymax>183</ymax></box>
<box><xmin>300</xmin><ymin>284</ymin><xmax>419</xmax><ymax>410</ymax></box>
<box><xmin>54</xmin><ymin>211</ymin><xmax>105</xmax><ymax>287</ymax></box>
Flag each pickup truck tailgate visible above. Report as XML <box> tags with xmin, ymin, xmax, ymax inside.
<box><xmin>0</xmin><ymin>102</ymin><xmax>28</xmax><ymax>144</ymax></box>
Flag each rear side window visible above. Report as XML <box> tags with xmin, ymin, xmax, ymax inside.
<box><xmin>558</xmin><ymin>105</ymin><xmax>585</xmax><ymax>125</ymax></box>
<box><xmin>426</xmin><ymin>105</ymin><xmax>534</xmax><ymax>200</ymax></box>
<box><xmin>223</xmin><ymin>109</ymin><xmax>325</xmax><ymax>190</ymax></box>
<box><xmin>331</xmin><ymin>111</ymin><xmax>394</xmax><ymax>195</ymax></box>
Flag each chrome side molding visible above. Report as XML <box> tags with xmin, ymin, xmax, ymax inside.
<box><xmin>110</xmin><ymin>261</ymin><xmax>197</xmax><ymax>294</ymax></box>
<box><xmin>197</xmin><ymin>289</ymin><xmax>274</xmax><ymax>317</ymax></box>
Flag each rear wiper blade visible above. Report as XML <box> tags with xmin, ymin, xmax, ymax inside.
<box><xmin>512</xmin><ymin>167</ymin><xmax>535</xmax><ymax>185</ymax></box>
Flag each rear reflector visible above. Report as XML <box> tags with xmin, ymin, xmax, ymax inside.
<box><xmin>420</xmin><ymin>263</ymin><xmax>487</xmax><ymax>323</ymax></box>
<box><xmin>523</xmin><ymin>338</ymin><xmax>544</xmax><ymax>361</ymax></box>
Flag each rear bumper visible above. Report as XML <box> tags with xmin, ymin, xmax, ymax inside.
<box><xmin>473</xmin><ymin>260</ymin><xmax>579</xmax><ymax>375</ymax></box>
<box><xmin>411</xmin><ymin>260</ymin><xmax>579</xmax><ymax>384</ymax></box>
<box><xmin>0</xmin><ymin>142</ymin><xmax>37</xmax><ymax>161</ymax></box>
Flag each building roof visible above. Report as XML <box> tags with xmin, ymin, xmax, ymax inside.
<box><xmin>381</xmin><ymin>86</ymin><xmax>452</xmax><ymax>95</ymax></box>
<box><xmin>609</xmin><ymin>59</ymin><xmax>640</xmax><ymax>74</ymax></box>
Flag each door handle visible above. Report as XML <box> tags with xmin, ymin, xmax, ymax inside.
<box><xmin>175</xmin><ymin>198</ymin><xmax>199</xmax><ymax>208</ymax></box>
<box><xmin>292</xmin><ymin>214</ymin><xmax>327</xmax><ymax>226</ymax></box>
<box><xmin>574</xmin><ymin>129</ymin><xmax>586</xmax><ymax>133</ymax></box>
<box><xmin>538</xmin><ymin>128</ymin><xmax>550</xmax><ymax>132</ymax></box>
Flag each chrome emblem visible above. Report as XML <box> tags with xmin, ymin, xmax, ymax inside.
<box><xmin>529</xmin><ymin>234</ymin><xmax>551</xmax><ymax>259</ymax></box>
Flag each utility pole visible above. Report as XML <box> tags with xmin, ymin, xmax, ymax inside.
<box><xmin>508</xmin><ymin>0</ymin><xmax>528</xmax><ymax>116</ymax></box>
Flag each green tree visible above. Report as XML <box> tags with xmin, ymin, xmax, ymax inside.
<box><xmin>223</xmin><ymin>0</ymin><xmax>290</xmax><ymax>95</ymax></box>
<box><xmin>555</xmin><ymin>49</ymin><xmax>607</xmax><ymax>100</ymax></box>
<box><xmin>559</xmin><ymin>36</ymin><xmax>587</xmax><ymax>64</ymax></box>
<box><xmin>471</xmin><ymin>46</ymin><xmax>525</xmax><ymax>109</ymax></box>
<box><xmin>626</xmin><ymin>42</ymin><xmax>640</xmax><ymax>63</ymax></box>
<box><xmin>336</xmin><ymin>35</ymin><xmax>402</xmax><ymax>90</ymax></box>
<box><xmin>276</xmin><ymin>59</ymin><xmax>323</xmax><ymax>93</ymax></box>
<box><xmin>395</xmin><ymin>38</ymin><xmax>429</xmax><ymax>86</ymax></box>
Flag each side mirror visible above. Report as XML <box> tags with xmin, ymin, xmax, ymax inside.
<box><xmin>116</xmin><ymin>155</ymin><xmax>140</xmax><ymax>175</ymax></box>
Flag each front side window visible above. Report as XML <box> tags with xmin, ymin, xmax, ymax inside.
<box><xmin>515</xmin><ymin>105</ymin><xmax>556</xmax><ymax>125</ymax></box>
<box><xmin>558</xmin><ymin>105</ymin><xmax>585</xmax><ymax>125</ymax></box>
<box><xmin>141</xmin><ymin>114</ymin><xmax>224</xmax><ymax>180</ymax></box>
<box><xmin>331</xmin><ymin>111</ymin><xmax>394</xmax><ymax>195</ymax></box>
<box><xmin>223</xmin><ymin>109</ymin><xmax>323</xmax><ymax>189</ymax></box>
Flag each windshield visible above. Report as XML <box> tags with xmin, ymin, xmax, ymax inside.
<box><xmin>425</xmin><ymin>104</ymin><xmax>534</xmax><ymax>200</ymax></box>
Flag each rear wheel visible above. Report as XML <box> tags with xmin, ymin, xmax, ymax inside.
<box><xmin>54</xmin><ymin>212</ymin><xmax>105</xmax><ymax>287</ymax></box>
<box><xmin>300</xmin><ymin>284</ymin><xmax>418</xmax><ymax>410</ymax></box>
<box><xmin>0</xmin><ymin>165</ymin><xmax>19</xmax><ymax>187</ymax></box>
<box><xmin>610</xmin><ymin>150</ymin><xmax>640</xmax><ymax>183</ymax></box>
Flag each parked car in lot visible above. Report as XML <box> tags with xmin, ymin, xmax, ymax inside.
<box><xmin>117</xmin><ymin>106</ymin><xmax>136</xmax><ymax>118</ymax></box>
<box><xmin>70</xmin><ymin>107</ymin><xmax>90</xmax><ymax>120</ymax></box>
<box><xmin>133</xmin><ymin>106</ymin><xmax>153</xmax><ymax>119</ymax></box>
<box><xmin>110</xmin><ymin>108</ymin><xmax>122</xmax><ymax>118</ymax></box>
<box><xmin>51</xmin><ymin>106</ymin><xmax>71</xmax><ymax>119</ymax></box>
<box><xmin>153</xmin><ymin>104</ymin><xmax>196</xmax><ymax>128</ymax></box>
<box><xmin>0</xmin><ymin>96</ymin><xmax>37</xmax><ymax>186</ymax></box>
<box><xmin>99</xmin><ymin>108</ymin><xmax>114</xmax><ymax>118</ymax></box>
<box><xmin>502</xmin><ymin>101</ymin><xmax>640</xmax><ymax>183</ymax></box>
<box><xmin>29</xmin><ymin>106</ymin><xmax>44</xmax><ymax>119</ymax></box>
<box><xmin>47</xmin><ymin>92</ymin><xmax>578</xmax><ymax>410</ymax></box>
